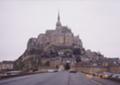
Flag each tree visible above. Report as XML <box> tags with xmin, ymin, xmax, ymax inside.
<box><xmin>73</xmin><ymin>48</ymin><xmax>81</xmax><ymax>55</ymax></box>
<box><xmin>64</xmin><ymin>63</ymin><xmax>70</xmax><ymax>70</ymax></box>
<box><xmin>76</xmin><ymin>56</ymin><xmax>81</xmax><ymax>63</ymax></box>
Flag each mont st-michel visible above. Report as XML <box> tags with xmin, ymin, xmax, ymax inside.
<box><xmin>0</xmin><ymin>13</ymin><xmax>120</xmax><ymax>85</ymax></box>
<box><xmin>15</xmin><ymin>13</ymin><xmax>85</xmax><ymax>71</ymax></box>
<box><xmin>13</xmin><ymin>13</ymin><xmax>120</xmax><ymax>73</ymax></box>
<box><xmin>0</xmin><ymin>13</ymin><xmax>120</xmax><ymax>78</ymax></box>
<box><xmin>1</xmin><ymin>1</ymin><xmax>120</xmax><ymax>85</ymax></box>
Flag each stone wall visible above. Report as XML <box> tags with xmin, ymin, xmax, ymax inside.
<box><xmin>108</xmin><ymin>66</ymin><xmax>120</xmax><ymax>73</ymax></box>
<box><xmin>76</xmin><ymin>66</ymin><xmax>108</xmax><ymax>73</ymax></box>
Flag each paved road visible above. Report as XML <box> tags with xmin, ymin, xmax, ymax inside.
<box><xmin>0</xmin><ymin>71</ymin><xmax>119</xmax><ymax>85</ymax></box>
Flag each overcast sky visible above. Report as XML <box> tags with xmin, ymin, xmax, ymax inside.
<box><xmin>0</xmin><ymin>0</ymin><xmax>120</xmax><ymax>61</ymax></box>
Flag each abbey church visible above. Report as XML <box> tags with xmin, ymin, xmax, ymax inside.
<box><xmin>27</xmin><ymin>13</ymin><xmax>83</xmax><ymax>51</ymax></box>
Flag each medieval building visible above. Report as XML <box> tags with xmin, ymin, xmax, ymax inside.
<box><xmin>15</xmin><ymin>13</ymin><xmax>85</xmax><ymax>71</ymax></box>
<box><xmin>27</xmin><ymin>13</ymin><xmax>83</xmax><ymax>51</ymax></box>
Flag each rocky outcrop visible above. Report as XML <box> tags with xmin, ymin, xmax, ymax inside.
<box><xmin>15</xmin><ymin>16</ymin><xmax>85</xmax><ymax>70</ymax></box>
<box><xmin>15</xmin><ymin>14</ymin><xmax>105</xmax><ymax>71</ymax></box>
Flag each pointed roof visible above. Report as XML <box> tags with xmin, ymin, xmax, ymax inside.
<box><xmin>56</xmin><ymin>12</ymin><xmax>62</xmax><ymax>27</ymax></box>
<box><xmin>58</xmin><ymin>12</ymin><xmax>60</xmax><ymax>22</ymax></box>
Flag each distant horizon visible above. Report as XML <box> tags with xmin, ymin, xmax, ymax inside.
<box><xmin>0</xmin><ymin>0</ymin><xmax>120</xmax><ymax>61</ymax></box>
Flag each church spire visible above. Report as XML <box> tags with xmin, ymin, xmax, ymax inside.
<box><xmin>58</xmin><ymin>12</ymin><xmax>60</xmax><ymax>22</ymax></box>
<box><xmin>56</xmin><ymin>12</ymin><xmax>62</xmax><ymax>27</ymax></box>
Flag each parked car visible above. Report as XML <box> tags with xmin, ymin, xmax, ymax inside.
<box><xmin>97</xmin><ymin>72</ymin><xmax>112</xmax><ymax>79</ymax></box>
<box><xmin>101</xmin><ymin>72</ymin><xmax>113</xmax><ymax>78</ymax></box>
<box><xmin>47</xmin><ymin>69</ymin><xmax>58</xmax><ymax>73</ymax></box>
<box><xmin>111</xmin><ymin>74</ymin><xmax>120</xmax><ymax>80</ymax></box>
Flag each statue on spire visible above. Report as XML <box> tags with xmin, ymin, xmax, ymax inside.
<box><xmin>56</xmin><ymin>12</ymin><xmax>62</xmax><ymax>27</ymax></box>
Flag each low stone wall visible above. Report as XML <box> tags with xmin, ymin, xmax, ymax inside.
<box><xmin>109</xmin><ymin>66</ymin><xmax>120</xmax><ymax>73</ymax></box>
<box><xmin>76</xmin><ymin>66</ymin><xmax>108</xmax><ymax>74</ymax></box>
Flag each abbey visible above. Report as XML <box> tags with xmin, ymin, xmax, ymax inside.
<box><xmin>27</xmin><ymin>13</ymin><xmax>83</xmax><ymax>51</ymax></box>
<box><xmin>14</xmin><ymin>13</ymin><xmax>85</xmax><ymax>71</ymax></box>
